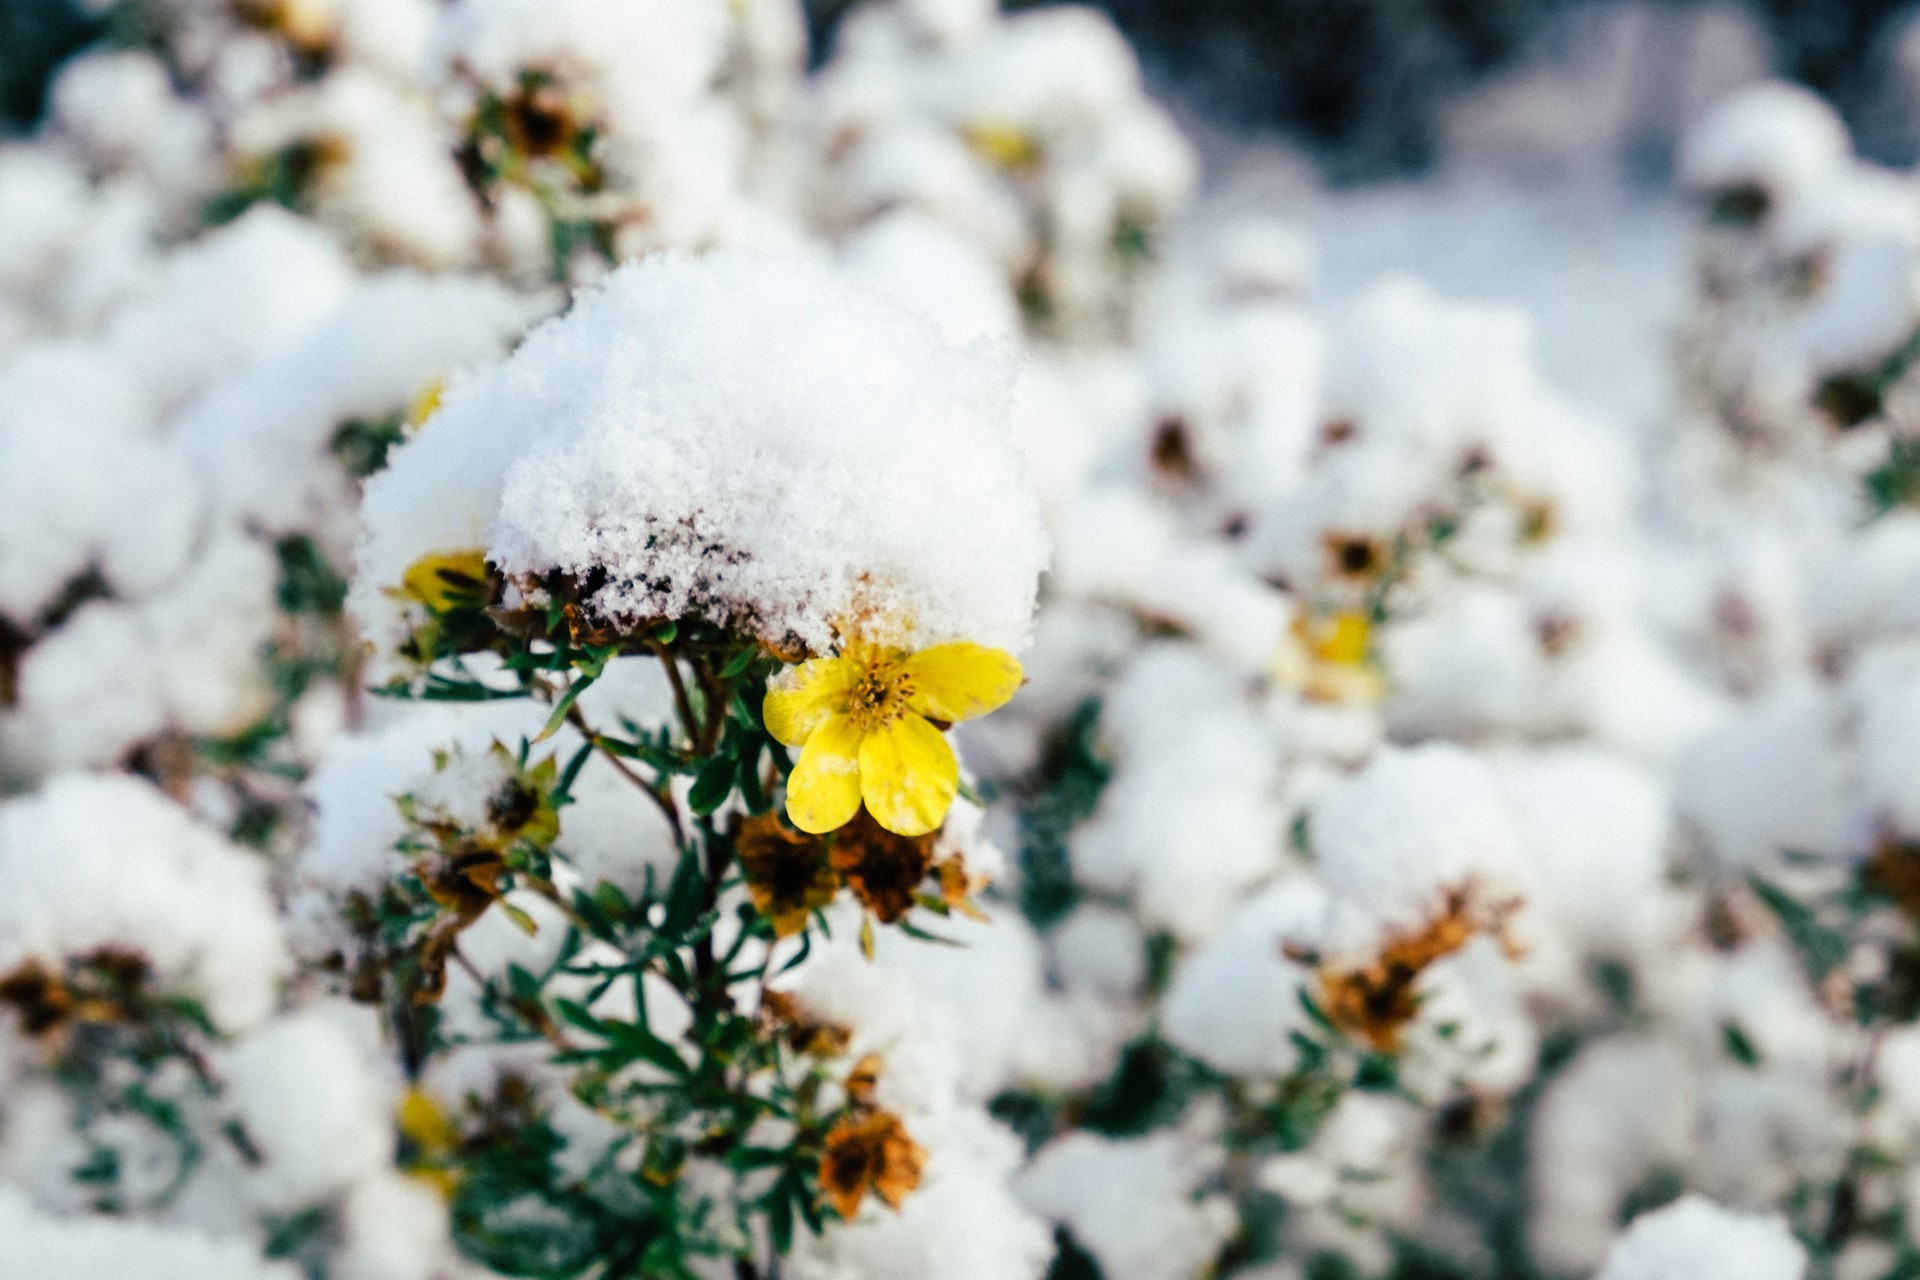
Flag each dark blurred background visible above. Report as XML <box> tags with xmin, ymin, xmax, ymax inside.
<box><xmin>6</xmin><ymin>0</ymin><xmax>1918</xmax><ymax>179</ymax></box>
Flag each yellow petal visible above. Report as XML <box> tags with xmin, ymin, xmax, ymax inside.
<box><xmin>901</xmin><ymin>643</ymin><xmax>1022</xmax><ymax>724</ymax></box>
<box><xmin>764</xmin><ymin>657</ymin><xmax>860</xmax><ymax>747</ymax></box>
<box><xmin>858</xmin><ymin>714</ymin><xmax>957</xmax><ymax>837</ymax></box>
<box><xmin>785</xmin><ymin>714</ymin><xmax>866</xmax><ymax>834</ymax></box>
<box><xmin>406</xmin><ymin>377</ymin><xmax>445</xmax><ymax>428</ymax></box>
<box><xmin>396</xmin><ymin>549</ymin><xmax>490</xmax><ymax>613</ymax></box>
<box><xmin>961</xmin><ymin>120</ymin><xmax>1040</xmax><ymax>169</ymax></box>
<box><xmin>1308</xmin><ymin>611</ymin><xmax>1372</xmax><ymax>666</ymax></box>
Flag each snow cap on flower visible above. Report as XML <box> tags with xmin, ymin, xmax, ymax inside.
<box><xmin>1071</xmin><ymin>644</ymin><xmax>1285</xmax><ymax>940</ymax></box>
<box><xmin>1597</xmin><ymin>1195</ymin><xmax>1806</xmax><ymax>1280</ymax></box>
<box><xmin>1530</xmin><ymin>1037</ymin><xmax>1700</xmax><ymax>1274</ymax></box>
<box><xmin>173</xmin><ymin>269</ymin><xmax>547</xmax><ymax>537</ymax></box>
<box><xmin>4</xmin><ymin>533</ymin><xmax>281</xmax><ymax>774</ymax></box>
<box><xmin>1161</xmin><ymin>877</ymin><xmax>1326</xmax><ymax>1077</ymax></box>
<box><xmin>356</xmin><ymin>251</ymin><xmax>1047</xmax><ymax>666</ymax></box>
<box><xmin>0</xmin><ymin>773</ymin><xmax>290</xmax><ymax>1033</ymax></box>
<box><xmin>1015</xmin><ymin>1130</ymin><xmax>1236</xmax><ymax>1280</ymax></box>
<box><xmin>1680</xmin><ymin>81</ymin><xmax>1849</xmax><ymax>205</ymax></box>
<box><xmin>216</xmin><ymin>1001</ymin><xmax>396</xmax><ymax>1212</ymax></box>
<box><xmin>229</xmin><ymin>69</ymin><xmax>486</xmax><ymax>270</ymax></box>
<box><xmin>1310</xmin><ymin>742</ymin><xmax>1533</xmax><ymax>960</ymax></box>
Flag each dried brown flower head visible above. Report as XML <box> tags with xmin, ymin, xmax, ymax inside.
<box><xmin>0</xmin><ymin>948</ymin><xmax>152</xmax><ymax>1040</ymax></box>
<box><xmin>830</xmin><ymin>808</ymin><xmax>936</xmax><ymax>923</ymax></box>
<box><xmin>1317</xmin><ymin>883</ymin><xmax>1521</xmax><ymax>1053</ymax></box>
<box><xmin>758</xmin><ymin>990</ymin><xmax>853</xmax><ymax>1058</ymax></box>
<box><xmin>933</xmin><ymin>855</ymin><xmax>990</xmax><ymax>922</ymax></box>
<box><xmin>737</xmin><ymin>814</ymin><xmax>840</xmax><ymax>937</ymax></box>
<box><xmin>1869</xmin><ymin>836</ymin><xmax>1920</xmax><ymax>919</ymax></box>
<box><xmin>1150</xmin><ymin>416</ymin><xmax>1200</xmax><ymax>483</ymax></box>
<box><xmin>819</xmin><ymin>1107</ymin><xmax>926</xmax><ymax>1221</ymax></box>
<box><xmin>0</xmin><ymin>960</ymin><xmax>73</xmax><ymax>1036</ymax></box>
<box><xmin>503</xmin><ymin>80</ymin><xmax>577</xmax><ymax>159</ymax></box>
<box><xmin>843</xmin><ymin>1052</ymin><xmax>884</xmax><ymax>1108</ymax></box>
<box><xmin>1323</xmin><ymin>532</ymin><xmax>1387</xmax><ymax>582</ymax></box>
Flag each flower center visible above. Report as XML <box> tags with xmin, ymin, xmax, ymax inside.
<box><xmin>844</xmin><ymin>656</ymin><xmax>915</xmax><ymax>733</ymax></box>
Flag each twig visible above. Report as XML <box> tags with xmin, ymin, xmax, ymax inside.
<box><xmin>565</xmin><ymin>706</ymin><xmax>685</xmax><ymax>846</ymax></box>
<box><xmin>644</xmin><ymin>639</ymin><xmax>701</xmax><ymax>750</ymax></box>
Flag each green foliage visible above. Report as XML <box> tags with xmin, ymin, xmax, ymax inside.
<box><xmin>1006</xmin><ymin>696</ymin><xmax>1111</xmax><ymax>928</ymax></box>
<box><xmin>1720</xmin><ymin>1020</ymin><xmax>1760</xmax><ymax>1067</ymax></box>
<box><xmin>1750</xmin><ymin>873</ymin><xmax>1851</xmax><ymax>984</ymax></box>
<box><xmin>330</xmin><ymin>411</ymin><xmax>409</xmax><ymax>478</ymax></box>
<box><xmin>1867</xmin><ymin>437</ymin><xmax>1920</xmax><ymax>514</ymax></box>
<box><xmin>0</xmin><ymin>950</ymin><xmax>225</xmax><ymax>1214</ymax></box>
<box><xmin>352</xmin><ymin>577</ymin><xmax>1014</xmax><ymax>1274</ymax></box>
<box><xmin>1046</xmin><ymin>1227</ymin><xmax>1106</xmax><ymax>1280</ymax></box>
<box><xmin>203</xmin><ymin>139</ymin><xmax>335</xmax><ymax>225</ymax></box>
<box><xmin>275</xmin><ymin>533</ymin><xmax>348</xmax><ymax>618</ymax></box>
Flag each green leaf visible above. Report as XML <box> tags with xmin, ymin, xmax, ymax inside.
<box><xmin>688</xmin><ymin>754</ymin><xmax>736</xmax><ymax>815</ymax></box>
<box><xmin>731</xmin><ymin>1147</ymin><xmax>792</xmax><ymax>1171</ymax></box>
<box><xmin>1721</xmin><ymin>1020</ymin><xmax>1761</xmax><ymax>1067</ymax></box>
<box><xmin>1749</xmin><ymin>873</ymin><xmax>1849</xmax><ymax>981</ymax></box>
<box><xmin>552</xmin><ymin>999</ymin><xmax>605</xmax><ymax>1035</ymax></box>
<box><xmin>736</xmin><ymin>742</ymin><xmax>768</xmax><ymax>813</ymax></box>
<box><xmin>553</xmin><ymin>741</ymin><xmax>595</xmax><ymax>804</ymax></box>
<box><xmin>535</xmin><ymin>670</ymin><xmax>599</xmax><ymax>742</ymax></box>
<box><xmin>767</xmin><ymin>1176</ymin><xmax>796</xmax><ymax>1253</ymax></box>
<box><xmin>603</xmin><ymin>1023</ymin><xmax>691</xmax><ymax>1077</ymax></box>
<box><xmin>896</xmin><ymin>919</ymin><xmax>964</xmax><ymax>947</ymax></box>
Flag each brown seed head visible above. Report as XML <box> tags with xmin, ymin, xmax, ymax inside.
<box><xmin>819</xmin><ymin>1108</ymin><xmax>926</xmax><ymax>1221</ymax></box>
<box><xmin>830</xmin><ymin>809</ymin><xmax>937</xmax><ymax>924</ymax></box>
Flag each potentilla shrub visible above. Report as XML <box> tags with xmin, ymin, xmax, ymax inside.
<box><xmin>19</xmin><ymin>0</ymin><xmax>1920</xmax><ymax>1275</ymax></box>
<box><xmin>296</xmin><ymin>251</ymin><xmax>1052</xmax><ymax>1276</ymax></box>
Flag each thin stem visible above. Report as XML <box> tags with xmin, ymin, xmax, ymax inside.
<box><xmin>566</xmin><ymin>705</ymin><xmax>685</xmax><ymax>847</ymax></box>
<box><xmin>691</xmin><ymin>653</ymin><xmax>728</xmax><ymax>755</ymax></box>
<box><xmin>452</xmin><ymin>943</ymin><xmax>571</xmax><ymax>1051</ymax></box>
<box><xmin>645</xmin><ymin>639</ymin><xmax>701</xmax><ymax>750</ymax></box>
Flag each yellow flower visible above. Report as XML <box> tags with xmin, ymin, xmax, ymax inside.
<box><xmin>397</xmin><ymin>1087</ymin><xmax>463</xmax><ymax>1198</ymax></box>
<box><xmin>394</xmin><ymin>548</ymin><xmax>491</xmax><ymax>614</ymax></box>
<box><xmin>405</xmin><ymin>378</ymin><xmax>444</xmax><ymax>429</ymax></box>
<box><xmin>1273</xmin><ymin>608</ymin><xmax>1384</xmax><ymax>705</ymax></box>
<box><xmin>764</xmin><ymin>639</ymin><xmax>1022</xmax><ymax>837</ymax></box>
<box><xmin>960</xmin><ymin>120</ymin><xmax>1040</xmax><ymax>170</ymax></box>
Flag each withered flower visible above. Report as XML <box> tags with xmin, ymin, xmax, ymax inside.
<box><xmin>737</xmin><ymin>814</ymin><xmax>840</xmax><ymax>937</ymax></box>
<box><xmin>1517</xmin><ymin>497</ymin><xmax>1557</xmax><ymax>545</ymax></box>
<box><xmin>829</xmin><ymin>808</ymin><xmax>937</xmax><ymax>924</ymax></box>
<box><xmin>1317</xmin><ymin>883</ymin><xmax>1520</xmax><ymax>1053</ymax></box>
<box><xmin>410</xmin><ymin>845</ymin><xmax>511</xmax><ymax>1001</ymax></box>
<box><xmin>0</xmin><ymin>948</ymin><xmax>152</xmax><ymax>1039</ymax></box>
<box><xmin>1323</xmin><ymin>532</ymin><xmax>1387</xmax><ymax>582</ymax></box>
<box><xmin>819</xmin><ymin>1107</ymin><xmax>926</xmax><ymax>1221</ymax></box>
<box><xmin>1868</xmin><ymin>836</ymin><xmax>1920</xmax><ymax>919</ymax></box>
<box><xmin>0</xmin><ymin>960</ymin><xmax>72</xmax><ymax>1035</ymax></box>
<box><xmin>503</xmin><ymin>78</ymin><xmax>577</xmax><ymax>160</ymax></box>
<box><xmin>758</xmin><ymin>990</ymin><xmax>853</xmax><ymax>1058</ymax></box>
<box><xmin>1149</xmin><ymin>416</ymin><xmax>1200</xmax><ymax>483</ymax></box>
<box><xmin>1319</xmin><ymin>416</ymin><xmax>1359</xmax><ymax>447</ymax></box>
<box><xmin>933</xmin><ymin>855</ymin><xmax>990</xmax><ymax>922</ymax></box>
<box><xmin>843</xmin><ymin>1052</ymin><xmax>884</xmax><ymax>1108</ymax></box>
<box><xmin>482</xmin><ymin>753</ymin><xmax>561</xmax><ymax>851</ymax></box>
<box><xmin>1534</xmin><ymin>610</ymin><xmax>1582</xmax><ymax>660</ymax></box>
